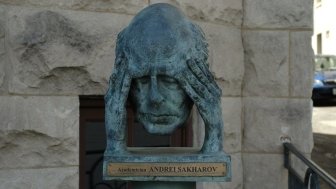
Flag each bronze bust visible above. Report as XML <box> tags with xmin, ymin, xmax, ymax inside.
<box><xmin>105</xmin><ymin>3</ymin><xmax>224</xmax><ymax>155</ymax></box>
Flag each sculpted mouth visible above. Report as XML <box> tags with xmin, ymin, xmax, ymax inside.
<box><xmin>139</xmin><ymin>112</ymin><xmax>178</xmax><ymax>124</ymax></box>
<box><xmin>142</xmin><ymin>113</ymin><xmax>177</xmax><ymax>117</ymax></box>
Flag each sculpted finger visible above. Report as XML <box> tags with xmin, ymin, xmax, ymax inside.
<box><xmin>177</xmin><ymin>71</ymin><xmax>221</xmax><ymax>127</ymax></box>
<box><xmin>119</xmin><ymin>74</ymin><xmax>131</xmax><ymax>107</ymax></box>
<box><xmin>180</xmin><ymin>79</ymin><xmax>211</xmax><ymax>124</ymax></box>
<box><xmin>187</xmin><ymin>60</ymin><xmax>221</xmax><ymax>98</ymax></box>
<box><xmin>114</xmin><ymin>58</ymin><xmax>128</xmax><ymax>90</ymax></box>
<box><xmin>184</xmin><ymin>73</ymin><xmax>213</xmax><ymax>100</ymax></box>
<box><xmin>199</xmin><ymin>65</ymin><xmax>221</xmax><ymax>97</ymax></box>
<box><xmin>177</xmin><ymin>75</ymin><xmax>209</xmax><ymax>114</ymax></box>
<box><xmin>109</xmin><ymin>55</ymin><xmax>124</xmax><ymax>83</ymax></box>
<box><xmin>176</xmin><ymin>75</ymin><xmax>202</xmax><ymax>102</ymax></box>
<box><xmin>187</xmin><ymin>59</ymin><xmax>211</xmax><ymax>80</ymax></box>
<box><xmin>105</xmin><ymin>62</ymin><xmax>126</xmax><ymax>104</ymax></box>
<box><xmin>195</xmin><ymin>59</ymin><xmax>214</xmax><ymax>81</ymax></box>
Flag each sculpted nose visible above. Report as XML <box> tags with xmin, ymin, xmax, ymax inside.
<box><xmin>149</xmin><ymin>77</ymin><xmax>164</xmax><ymax>107</ymax></box>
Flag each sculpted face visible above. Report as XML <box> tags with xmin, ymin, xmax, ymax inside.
<box><xmin>107</xmin><ymin>2</ymin><xmax>217</xmax><ymax>136</ymax></box>
<box><xmin>122</xmin><ymin>4</ymin><xmax>197</xmax><ymax>135</ymax></box>
<box><xmin>130</xmin><ymin>66</ymin><xmax>192</xmax><ymax>135</ymax></box>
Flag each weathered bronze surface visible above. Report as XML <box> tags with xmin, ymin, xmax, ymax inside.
<box><xmin>104</xmin><ymin>3</ymin><xmax>224</xmax><ymax>155</ymax></box>
<box><xmin>103</xmin><ymin>3</ymin><xmax>231</xmax><ymax>182</ymax></box>
<box><xmin>107</xmin><ymin>163</ymin><xmax>227</xmax><ymax>177</ymax></box>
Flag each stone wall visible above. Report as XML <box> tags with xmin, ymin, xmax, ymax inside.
<box><xmin>0</xmin><ymin>0</ymin><xmax>314</xmax><ymax>188</ymax></box>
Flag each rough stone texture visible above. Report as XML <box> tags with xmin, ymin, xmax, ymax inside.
<box><xmin>244</xmin><ymin>0</ymin><xmax>313</xmax><ymax>29</ymax></box>
<box><xmin>74</xmin><ymin>0</ymin><xmax>148</xmax><ymax>15</ymax></box>
<box><xmin>243</xmin><ymin>154</ymin><xmax>288</xmax><ymax>189</ymax></box>
<box><xmin>197</xmin><ymin>153</ymin><xmax>243</xmax><ymax>189</ymax></box>
<box><xmin>0</xmin><ymin>6</ymin><xmax>6</xmax><ymax>94</ymax></box>
<box><xmin>0</xmin><ymin>0</ymin><xmax>148</xmax><ymax>15</ymax></box>
<box><xmin>0</xmin><ymin>6</ymin><xmax>4</xmax><ymax>38</ymax></box>
<box><xmin>7</xmin><ymin>6</ymin><xmax>132</xmax><ymax>95</ymax></box>
<box><xmin>222</xmin><ymin>97</ymin><xmax>242</xmax><ymax>154</ymax></box>
<box><xmin>0</xmin><ymin>96</ymin><xmax>79</xmax><ymax>169</ymax></box>
<box><xmin>290</xmin><ymin>31</ymin><xmax>314</xmax><ymax>97</ymax></box>
<box><xmin>199</xmin><ymin>22</ymin><xmax>244</xmax><ymax>96</ymax></box>
<box><xmin>243</xmin><ymin>30</ymin><xmax>289</xmax><ymax>97</ymax></box>
<box><xmin>0</xmin><ymin>1</ymin><xmax>314</xmax><ymax>188</ymax></box>
<box><xmin>150</xmin><ymin>0</ymin><xmax>243</xmax><ymax>26</ymax></box>
<box><xmin>243</xmin><ymin>97</ymin><xmax>313</xmax><ymax>153</ymax></box>
<box><xmin>0</xmin><ymin>167</ymin><xmax>78</xmax><ymax>189</ymax></box>
<box><xmin>291</xmin><ymin>153</ymin><xmax>311</xmax><ymax>179</ymax></box>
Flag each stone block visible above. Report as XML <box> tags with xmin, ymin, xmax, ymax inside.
<box><xmin>73</xmin><ymin>0</ymin><xmax>148</xmax><ymax>15</ymax></box>
<box><xmin>0</xmin><ymin>167</ymin><xmax>78</xmax><ymax>189</ymax></box>
<box><xmin>7</xmin><ymin>6</ymin><xmax>133</xmax><ymax>95</ymax></box>
<box><xmin>290</xmin><ymin>31</ymin><xmax>314</xmax><ymax>97</ymax></box>
<box><xmin>244</xmin><ymin>0</ymin><xmax>313</xmax><ymax>29</ymax></box>
<box><xmin>0</xmin><ymin>6</ymin><xmax>6</xmax><ymax>94</ymax></box>
<box><xmin>0</xmin><ymin>0</ymin><xmax>148</xmax><ymax>15</ymax></box>
<box><xmin>0</xmin><ymin>42</ymin><xmax>5</xmax><ymax>94</ymax></box>
<box><xmin>150</xmin><ymin>0</ymin><xmax>243</xmax><ymax>26</ymax></box>
<box><xmin>0</xmin><ymin>96</ymin><xmax>79</xmax><ymax>168</ymax></box>
<box><xmin>222</xmin><ymin>97</ymin><xmax>242</xmax><ymax>153</ymax></box>
<box><xmin>243</xmin><ymin>153</ymin><xmax>288</xmax><ymax>189</ymax></box>
<box><xmin>243</xmin><ymin>30</ymin><xmax>289</xmax><ymax>97</ymax></box>
<box><xmin>199</xmin><ymin>22</ymin><xmax>244</xmax><ymax>96</ymax></box>
<box><xmin>243</xmin><ymin>97</ymin><xmax>313</xmax><ymax>153</ymax></box>
<box><xmin>290</xmin><ymin>153</ymin><xmax>311</xmax><ymax>179</ymax></box>
<box><xmin>197</xmin><ymin>153</ymin><xmax>243</xmax><ymax>189</ymax></box>
<box><xmin>0</xmin><ymin>6</ymin><xmax>4</xmax><ymax>38</ymax></box>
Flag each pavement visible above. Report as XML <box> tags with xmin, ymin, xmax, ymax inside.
<box><xmin>313</xmin><ymin>104</ymin><xmax>336</xmax><ymax>134</ymax></box>
<box><xmin>312</xmin><ymin>103</ymin><xmax>336</xmax><ymax>188</ymax></box>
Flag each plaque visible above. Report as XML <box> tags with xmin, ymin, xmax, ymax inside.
<box><xmin>107</xmin><ymin>163</ymin><xmax>227</xmax><ymax>177</ymax></box>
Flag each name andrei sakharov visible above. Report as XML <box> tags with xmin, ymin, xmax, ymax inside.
<box><xmin>107</xmin><ymin>163</ymin><xmax>227</xmax><ymax>177</ymax></box>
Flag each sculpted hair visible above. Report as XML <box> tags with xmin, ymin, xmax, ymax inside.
<box><xmin>114</xmin><ymin>21</ymin><xmax>209</xmax><ymax>73</ymax></box>
<box><xmin>188</xmin><ymin>23</ymin><xmax>209</xmax><ymax>67</ymax></box>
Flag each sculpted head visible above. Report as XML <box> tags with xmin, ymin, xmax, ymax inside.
<box><xmin>114</xmin><ymin>3</ymin><xmax>208</xmax><ymax>135</ymax></box>
<box><xmin>105</xmin><ymin>3</ymin><xmax>224</xmax><ymax>154</ymax></box>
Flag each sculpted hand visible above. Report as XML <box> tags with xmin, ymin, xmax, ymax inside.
<box><xmin>105</xmin><ymin>55</ymin><xmax>131</xmax><ymax>155</ymax></box>
<box><xmin>176</xmin><ymin>59</ymin><xmax>224</xmax><ymax>153</ymax></box>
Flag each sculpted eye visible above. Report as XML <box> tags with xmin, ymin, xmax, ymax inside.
<box><xmin>159</xmin><ymin>75</ymin><xmax>177</xmax><ymax>84</ymax></box>
<box><xmin>137</xmin><ymin>76</ymin><xmax>150</xmax><ymax>84</ymax></box>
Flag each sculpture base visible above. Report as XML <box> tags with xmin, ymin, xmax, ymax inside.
<box><xmin>103</xmin><ymin>147</ymin><xmax>231</xmax><ymax>182</ymax></box>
